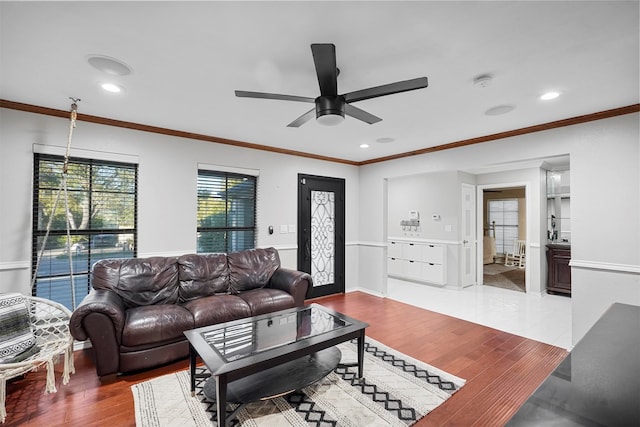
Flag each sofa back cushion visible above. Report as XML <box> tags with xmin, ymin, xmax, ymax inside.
<box><xmin>178</xmin><ymin>253</ymin><xmax>229</xmax><ymax>301</ymax></box>
<box><xmin>92</xmin><ymin>257</ymin><xmax>179</xmax><ymax>308</ymax></box>
<box><xmin>228</xmin><ymin>247</ymin><xmax>280</xmax><ymax>294</ymax></box>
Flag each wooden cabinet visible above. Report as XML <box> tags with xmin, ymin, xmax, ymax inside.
<box><xmin>387</xmin><ymin>239</ymin><xmax>446</xmax><ymax>286</ymax></box>
<box><xmin>546</xmin><ymin>243</ymin><xmax>571</xmax><ymax>295</ymax></box>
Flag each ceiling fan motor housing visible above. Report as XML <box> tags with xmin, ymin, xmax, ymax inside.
<box><xmin>316</xmin><ymin>95</ymin><xmax>345</xmax><ymax>120</ymax></box>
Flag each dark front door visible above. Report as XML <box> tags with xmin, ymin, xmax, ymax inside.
<box><xmin>298</xmin><ymin>174</ymin><xmax>345</xmax><ymax>298</ymax></box>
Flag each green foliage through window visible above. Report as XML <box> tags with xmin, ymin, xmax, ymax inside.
<box><xmin>32</xmin><ymin>154</ymin><xmax>137</xmax><ymax>310</ymax></box>
<box><xmin>197</xmin><ymin>171</ymin><xmax>256</xmax><ymax>253</ymax></box>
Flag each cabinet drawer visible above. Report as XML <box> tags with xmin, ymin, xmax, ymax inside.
<box><xmin>422</xmin><ymin>244</ymin><xmax>444</xmax><ymax>264</ymax></box>
<box><xmin>406</xmin><ymin>260</ymin><xmax>422</xmax><ymax>277</ymax></box>
<box><xmin>422</xmin><ymin>262</ymin><xmax>444</xmax><ymax>284</ymax></box>
<box><xmin>387</xmin><ymin>257</ymin><xmax>404</xmax><ymax>276</ymax></box>
<box><xmin>404</xmin><ymin>242</ymin><xmax>422</xmax><ymax>260</ymax></box>
<box><xmin>387</xmin><ymin>241</ymin><xmax>402</xmax><ymax>258</ymax></box>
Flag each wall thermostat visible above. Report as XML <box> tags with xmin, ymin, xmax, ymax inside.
<box><xmin>431</xmin><ymin>214</ymin><xmax>441</xmax><ymax>221</ymax></box>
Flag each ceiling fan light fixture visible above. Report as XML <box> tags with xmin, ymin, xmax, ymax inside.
<box><xmin>317</xmin><ymin>113</ymin><xmax>345</xmax><ymax>126</ymax></box>
<box><xmin>315</xmin><ymin>95</ymin><xmax>345</xmax><ymax>126</ymax></box>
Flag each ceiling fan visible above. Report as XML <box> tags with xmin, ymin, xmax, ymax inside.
<box><xmin>235</xmin><ymin>43</ymin><xmax>429</xmax><ymax>127</ymax></box>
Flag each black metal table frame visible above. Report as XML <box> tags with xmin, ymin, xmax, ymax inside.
<box><xmin>185</xmin><ymin>304</ymin><xmax>368</xmax><ymax>427</ymax></box>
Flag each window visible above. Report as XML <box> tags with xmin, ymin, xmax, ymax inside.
<box><xmin>488</xmin><ymin>199</ymin><xmax>519</xmax><ymax>254</ymax></box>
<box><xmin>32</xmin><ymin>154</ymin><xmax>137</xmax><ymax>310</ymax></box>
<box><xmin>197</xmin><ymin>170</ymin><xmax>256</xmax><ymax>253</ymax></box>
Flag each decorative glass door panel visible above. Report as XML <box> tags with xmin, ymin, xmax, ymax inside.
<box><xmin>311</xmin><ymin>190</ymin><xmax>335</xmax><ymax>287</ymax></box>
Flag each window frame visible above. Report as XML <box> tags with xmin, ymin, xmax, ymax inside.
<box><xmin>197</xmin><ymin>169</ymin><xmax>257</xmax><ymax>254</ymax></box>
<box><xmin>488</xmin><ymin>198</ymin><xmax>519</xmax><ymax>255</ymax></box>
<box><xmin>31</xmin><ymin>153</ymin><xmax>138</xmax><ymax>309</ymax></box>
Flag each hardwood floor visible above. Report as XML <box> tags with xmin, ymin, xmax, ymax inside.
<box><xmin>4</xmin><ymin>292</ymin><xmax>567</xmax><ymax>426</ymax></box>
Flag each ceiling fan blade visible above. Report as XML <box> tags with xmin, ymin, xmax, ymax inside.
<box><xmin>287</xmin><ymin>108</ymin><xmax>316</xmax><ymax>127</ymax></box>
<box><xmin>344</xmin><ymin>104</ymin><xmax>382</xmax><ymax>125</ymax></box>
<box><xmin>343</xmin><ymin>77</ymin><xmax>428</xmax><ymax>103</ymax></box>
<box><xmin>311</xmin><ymin>44</ymin><xmax>338</xmax><ymax>96</ymax></box>
<box><xmin>235</xmin><ymin>90</ymin><xmax>314</xmax><ymax>103</ymax></box>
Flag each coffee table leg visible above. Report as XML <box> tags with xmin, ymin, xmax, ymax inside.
<box><xmin>216</xmin><ymin>375</ymin><xmax>228</xmax><ymax>427</ymax></box>
<box><xmin>189</xmin><ymin>343</ymin><xmax>196</xmax><ymax>396</ymax></box>
<box><xmin>357</xmin><ymin>332</ymin><xmax>365</xmax><ymax>379</ymax></box>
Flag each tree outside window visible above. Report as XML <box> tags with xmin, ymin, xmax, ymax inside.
<box><xmin>32</xmin><ymin>154</ymin><xmax>137</xmax><ymax>310</ymax></box>
<box><xmin>197</xmin><ymin>171</ymin><xmax>256</xmax><ymax>253</ymax></box>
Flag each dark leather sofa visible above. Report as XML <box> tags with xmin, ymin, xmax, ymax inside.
<box><xmin>69</xmin><ymin>247</ymin><xmax>311</xmax><ymax>380</ymax></box>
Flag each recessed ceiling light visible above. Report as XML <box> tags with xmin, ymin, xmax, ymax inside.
<box><xmin>360</xmin><ymin>143</ymin><xmax>370</xmax><ymax>149</ymax></box>
<box><xmin>88</xmin><ymin>55</ymin><xmax>132</xmax><ymax>76</ymax></box>
<box><xmin>101</xmin><ymin>83</ymin><xmax>123</xmax><ymax>93</ymax></box>
<box><xmin>375</xmin><ymin>137</ymin><xmax>395</xmax><ymax>144</ymax></box>
<box><xmin>540</xmin><ymin>91</ymin><xmax>560</xmax><ymax>101</ymax></box>
<box><xmin>485</xmin><ymin>105</ymin><xmax>515</xmax><ymax>116</ymax></box>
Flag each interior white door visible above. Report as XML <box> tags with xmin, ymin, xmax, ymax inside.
<box><xmin>461</xmin><ymin>183</ymin><xmax>476</xmax><ymax>287</ymax></box>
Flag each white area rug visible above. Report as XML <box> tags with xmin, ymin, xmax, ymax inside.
<box><xmin>132</xmin><ymin>337</ymin><xmax>465</xmax><ymax>426</ymax></box>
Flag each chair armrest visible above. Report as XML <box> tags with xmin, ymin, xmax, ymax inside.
<box><xmin>69</xmin><ymin>289</ymin><xmax>126</xmax><ymax>344</ymax></box>
<box><xmin>268</xmin><ymin>268</ymin><xmax>312</xmax><ymax>306</ymax></box>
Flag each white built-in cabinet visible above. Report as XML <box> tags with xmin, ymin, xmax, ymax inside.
<box><xmin>387</xmin><ymin>238</ymin><xmax>446</xmax><ymax>286</ymax></box>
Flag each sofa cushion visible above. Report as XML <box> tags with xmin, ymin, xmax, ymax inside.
<box><xmin>238</xmin><ymin>288</ymin><xmax>296</xmax><ymax>316</ymax></box>
<box><xmin>122</xmin><ymin>305</ymin><xmax>193</xmax><ymax>347</ymax></box>
<box><xmin>93</xmin><ymin>257</ymin><xmax>180</xmax><ymax>308</ymax></box>
<box><xmin>228</xmin><ymin>247</ymin><xmax>280</xmax><ymax>294</ymax></box>
<box><xmin>178</xmin><ymin>253</ymin><xmax>229</xmax><ymax>301</ymax></box>
<box><xmin>182</xmin><ymin>295</ymin><xmax>251</xmax><ymax>328</ymax></box>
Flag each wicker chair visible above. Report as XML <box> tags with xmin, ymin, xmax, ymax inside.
<box><xmin>0</xmin><ymin>296</ymin><xmax>75</xmax><ymax>423</ymax></box>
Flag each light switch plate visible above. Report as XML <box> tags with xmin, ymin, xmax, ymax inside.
<box><xmin>280</xmin><ymin>225</ymin><xmax>288</xmax><ymax>234</ymax></box>
<box><xmin>288</xmin><ymin>224</ymin><xmax>296</xmax><ymax>233</ymax></box>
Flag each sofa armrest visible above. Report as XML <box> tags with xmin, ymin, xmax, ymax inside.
<box><xmin>268</xmin><ymin>268</ymin><xmax>312</xmax><ymax>306</ymax></box>
<box><xmin>69</xmin><ymin>289</ymin><xmax>126</xmax><ymax>344</ymax></box>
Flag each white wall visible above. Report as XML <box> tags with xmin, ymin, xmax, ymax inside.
<box><xmin>1</xmin><ymin>107</ymin><xmax>638</xmax><ymax>345</ymax></box>
<box><xmin>386</xmin><ymin>171</ymin><xmax>464</xmax><ymax>288</ymax></box>
<box><xmin>0</xmin><ymin>108</ymin><xmax>360</xmax><ymax>294</ymax></box>
<box><xmin>569</xmin><ymin>114</ymin><xmax>640</xmax><ymax>341</ymax></box>
<box><xmin>359</xmin><ymin>113</ymin><xmax>640</xmax><ymax>344</ymax></box>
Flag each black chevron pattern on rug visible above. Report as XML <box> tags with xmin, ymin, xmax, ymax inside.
<box><xmin>335</xmin><ymin>365</ymin><xmax>417</xmax><ymax>421</ymax></box>
<box><xmin>361</xmin><ymin>341</ymin><xmax>459</xmax><ymax>392</ymax></box>
<box><xmin>285</xmin><ymin>391</ymin><xmax>337</xmax><ymax>427</ymax></box>
<box><xmin>191</xmin><ymin>340</ymin><xmax>460</xmax><ymax>425</ymax></box>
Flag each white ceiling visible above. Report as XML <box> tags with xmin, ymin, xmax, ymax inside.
<box><xmin>1</xmin><ymin>1</ymin><xmax>638</xmax><ymax>163</ymax></box>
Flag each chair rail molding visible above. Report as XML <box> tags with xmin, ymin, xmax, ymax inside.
<box><xmin>570</xmin><ymin>260</ymin><xmax>640</xmax><ymax>274</ymax></box>
<box><xmin>0</xmin><ymin>261</ymin><xmax>30</xmax><ymax>271</ymax></box>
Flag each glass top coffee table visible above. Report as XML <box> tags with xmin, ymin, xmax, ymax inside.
<box><xmin>184</xmin><ymin>303</ymin><xmax>368</xmax><ymax>427</ymax></box>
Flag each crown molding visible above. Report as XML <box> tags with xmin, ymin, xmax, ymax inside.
<box><xmin>2</xmin><ymin>99</ymin><xmax>638</xmax><ymax>167</ymax></box>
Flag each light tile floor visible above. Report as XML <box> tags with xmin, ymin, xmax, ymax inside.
<box><xmin>385</xmin><ymin>278</ymin><xmax>573</xmax><ymax>349</ymax></box>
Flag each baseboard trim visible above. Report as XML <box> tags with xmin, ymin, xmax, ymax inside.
<box><xmin>346</xmin><ymin>287</ymin><xmax>385</xmax><ymax>298</ymax></box>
